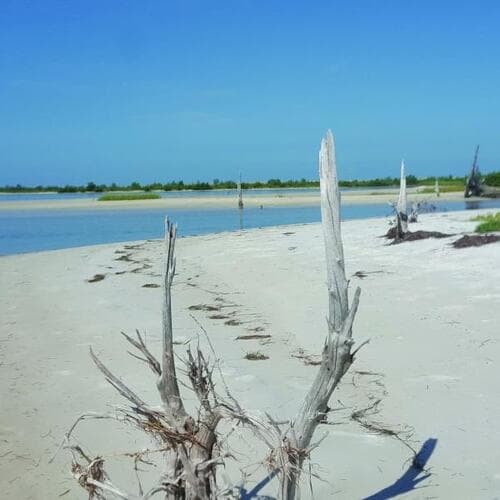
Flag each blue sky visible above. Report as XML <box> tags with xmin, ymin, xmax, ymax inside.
<box><xmin>1</xmin><ymin>0</ymin><xmax>499</xmax><ymax>185</ymax></box>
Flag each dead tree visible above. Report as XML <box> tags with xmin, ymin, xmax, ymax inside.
<box><xmin>65</xmin><ymin>131</ymin><xmax>366</xmax><ymax>500</ymax></box>
<box><xmin>65</xmin><ymin>221</ymin><xmax>257</xmax><ymax>499</ymax></box>
<box><xmin>464</xmin><ymin>145</ymin><xmax>482</xmax><ymax>198</ymax></box>
<box><xmin>395</xmin><ymin>160</ymin><xmax>408</xmax><ymax>239</ymax></box>
<box><xmin>237</xmin><ymin>173</ymin><xmax>244</xmax><ymax>209</ymax></box>
<box><xmin>463</xmin><ymin>146</ymin><xmax>500</xmax><ymax>198</ymax></box>
<box><xmin>273</xmin><ymin>130</ymin><xmax>364</xmax><ymax>499</ymax></box>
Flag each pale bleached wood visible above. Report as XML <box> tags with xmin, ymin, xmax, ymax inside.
<box><xmin>69</xmin><ymin>218</ymin><xmax>241</xmax><ymax>499</ymax></box>
<box><xmin>397</xmin><ymin>159</ymin><xmax>408</xmax><ymax>235</ymax></box>
<box><xmin>237</xmin><ymin>173</ymin><xmax>244</xmax><ymax>209</ymax></box>
<box><xmin>319</xmin><ymin>130</ymin><xmax>349</xmax><ymax>330</ymax></box>
<box><xmin>277</xmin><ymin>130</ymin><xmax>363</xmax><ymax>499</ymax></box>
<box><xmin>157</xmin><ymin>219</ymin><xmax>188</xmax><ymax>422</ymax></box>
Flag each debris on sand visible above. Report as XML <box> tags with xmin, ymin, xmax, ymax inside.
<box><xmin>208</xmin><ymin>314</ymin><xmax>230</xmax><ymax>320</ymax></box>
<box><xmin>87</xmin><ymin>274</ymin><xmax>105</xmax><ymax>283</ymax></box>
<box><xmin>292</xmin><ymin>348</ymin><xmax>322</xmax><ymax>366</ymax></box>
<box><xmin>224</xmin><ymin>319</ymin><xmax>242</xmax><ymax>326</ymax></box>
<box><xmin>385</xmin><ymin>226</ymin><xmax>452</xmax><ymax>244</ymax></box>
<box><xmin>244</xmin><ymin>351</ymin><xmax>269</xmax><ymax>361</ymax></box>
<box><xmin>114</xmin><ymin>254</ymin><xmax>134</xmax><ymax>262</ymax></box>
<box><xmin>236</xmin><ymin>334</ymin><xmax>271</xmax><ymax>340</ymax></box>
<box><xmin>453</xmin><ymin>234</ymin><xmax>500</xmax><ymax>248</ymax></box>
<box><xmin>188</xmin><ymin>304</ymin><xmax>220</xmax><ymax>312</ymax></box>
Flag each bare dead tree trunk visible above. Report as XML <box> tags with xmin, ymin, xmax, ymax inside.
<box><xmin>276</xmin><ymin>130</ymin><xmax>363</xmax><ymax>499</ymax></box>
<box><xmin>237</xmin><ymin>173</ymin><xmax>244</xmax><ymax>209</ymax></box>
<box><xmin>67</xmin><ymin>221</ymin><xmax>241</xmax><ymax>500</ymax></box>
<box><xmin>396</xmin><ymin>160</ymin><xmax>408</xmax><ymax>239</ymax></box>
<box><xmin>464</xmin><ymin>145</ymin><xmax>482</xmax><ymax>198</ymax></box>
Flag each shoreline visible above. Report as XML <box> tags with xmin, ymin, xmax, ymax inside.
<box><xmin>0</xmin><ymin>189</ymin><xmax>474</xmax><ymax>211</ymax></box>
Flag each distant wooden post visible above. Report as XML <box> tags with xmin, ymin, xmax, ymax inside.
<box><xmin>396</xmin><ymin>159</ymin><xmax>408</xmax><ymax>238</ymax></box>
<box><xmin>237</xmin><ymin>173</ymin><xmax>244</xmax><ymax>209</ymax></box>
<box><xmin>435</xmin><ymin>178</ymin><xmax>440</xmax><ymax>197</ymax></box>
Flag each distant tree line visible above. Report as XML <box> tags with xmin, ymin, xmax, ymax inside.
<box><xmin>1</xmin><ymin>173</ymin><xmax>498</xmax><ymax>193</ymax></box>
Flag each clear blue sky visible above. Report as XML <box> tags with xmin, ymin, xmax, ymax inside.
<box><xmin>1</xmin><ymin>0</ymin><xmax>499</xmax><ymax>186</ymax></box>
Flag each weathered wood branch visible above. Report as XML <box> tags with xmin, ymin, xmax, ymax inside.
<box><xmin>276</xmin><ymin>130</ymin><xmax>364</xmax><ymax>499</ymax></box>
<box><xmin>319</xmin><ymin>130</ymin><xmax>348</xmax><ymax>331</ymax></box>
<box><xmin>157</xmin><ymin>220</ymin><xmax>187</xmax><ymax>421</ymax></box>
<box><xmin>121</xmin><ymin>330</ymin><xmax>161</xmax><ymax>376</ymax></box>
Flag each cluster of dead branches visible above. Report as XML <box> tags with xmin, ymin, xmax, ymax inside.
<box><xmin>64</xmin><ymin>131</ymin><xmax>365</xmax><ymax>499</ymax></box>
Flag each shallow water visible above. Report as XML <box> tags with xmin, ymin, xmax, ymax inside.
<box><xmin>0</xmin><ymin>186</ymin><xmax>393</xmax><ymax>202</ymax></box>
<box><xmin>1</xmin><ymin>199</ymin><xmax>499</xmax><ymax>256</ymax></box>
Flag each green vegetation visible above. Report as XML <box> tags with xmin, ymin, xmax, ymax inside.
<box><xmin>420</xmin><ymin>184</ymin><xmax>464</xmax><ymax>194</ymax></box>
<box><xmin>484</xmin><ymin>171</ymin><xmax>500</xmax><ymax>187</ymax></box>
<box><xmin>0</xmin><ymin>174</ymin><xmax>481</xmax><ymax>194</ymax></box>
<box><xmin>472</xmin><ymin>212</ymin><xmax>500</xmax><ymax>233</ymax></box>
<box><xmin>98</xmin><ymin>193</ymin><xmax>160</xmax><ymax>201</ymax></box>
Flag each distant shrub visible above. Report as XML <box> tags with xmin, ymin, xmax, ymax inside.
<box><xmin>474</xmin><ymin>212</ymin><xmax>500</xmax><ymax>233</ymax></box>
<box><xmin>98</xmin><ymin>193</ymin><xmax>160</xmax><ymax>201</ymax></box>
<box><xmin>420</xmin><ymin>184</ymin><xmax>464</xmax><ymax>194</ymax></box>
<box><xmin>484</xmin><ymin>171</ymin><xmax>500</xmax><ymax>187</ymax></box>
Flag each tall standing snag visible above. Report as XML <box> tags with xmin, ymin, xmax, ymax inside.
<box><xmin>237</xmin><ymin>173</ymin><xmax>244</xmax><ymax>209</ymax></box>
<box><xmin>464</xmin><ymin>145</ymin><xmax>481</xmax><ymax>198</ymax></box>
<box><xmin>276</xmin><ymin>130</ymin><xmax>363</xmax><ymax>499</ymax></box>
<box><xmin>396</xmin><ymin>159</ymin><xmax>408</xmax><ymax>238</ymax></box>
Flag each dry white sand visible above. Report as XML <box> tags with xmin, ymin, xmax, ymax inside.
<box><xmin>0</xmin><ymin>189</ymin><xmax>469</xmax><ymax>211</ymax></box>
<box><xmin>1</xmin><ymin>210</ymin><xmax>499</xmax><ymax>499</ymax></box>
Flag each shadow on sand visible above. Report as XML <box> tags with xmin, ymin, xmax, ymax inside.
<box><xmin>363</xmin><ymin>438</ymin><xmax>438</xmax><ymax>500</ymax></box>
<box><xmin>239</xmin><ymin>469</ymin><xmax>278</xmax><ymax>499</ymax></box>
<box><xmin>238</xmin><ymin>438</ymin><xmax>437</xmax><ymax>499</ymax></box>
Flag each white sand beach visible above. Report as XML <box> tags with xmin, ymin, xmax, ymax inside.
<box><xmin>1</xmin><ymin>210</ymin><xmax>499</xmax><ymax>499</ymax></box>
<box><xmin>0</xmin><ymin>189</ymin><xmax>469</xmax><ymax>211</ymax></box>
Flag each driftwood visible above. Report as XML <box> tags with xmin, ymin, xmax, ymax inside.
<box><xmin>272</xmin><ymin>130</ymin><xmax>364</xmax><ymax>499</ymax></box>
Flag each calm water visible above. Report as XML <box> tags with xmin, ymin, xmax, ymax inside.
<box><xmin>1</xmin><ymin>199</ymin><xmax>499</xmax><ymax>256</ymax></box>
<box><xmin>0</xmin><ymin>186</ymin><xmax>392</xmax><ymax>202</ymax></box>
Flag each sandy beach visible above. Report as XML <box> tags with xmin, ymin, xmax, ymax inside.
<box><xmin>0</xmin><ymin>189</ymin><xmax>470</xmax><ymax>211</ymax></box>
<box><xmin>1</xmin><ymin>210</ymin><xmax>499</xmax><ymax>499</ymax></box>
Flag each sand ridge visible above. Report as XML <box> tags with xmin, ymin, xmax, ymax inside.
<box><xmin>0</xmin><ymin>189</ymin><xmax>470</xmax><ymax>211</ymax></box>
